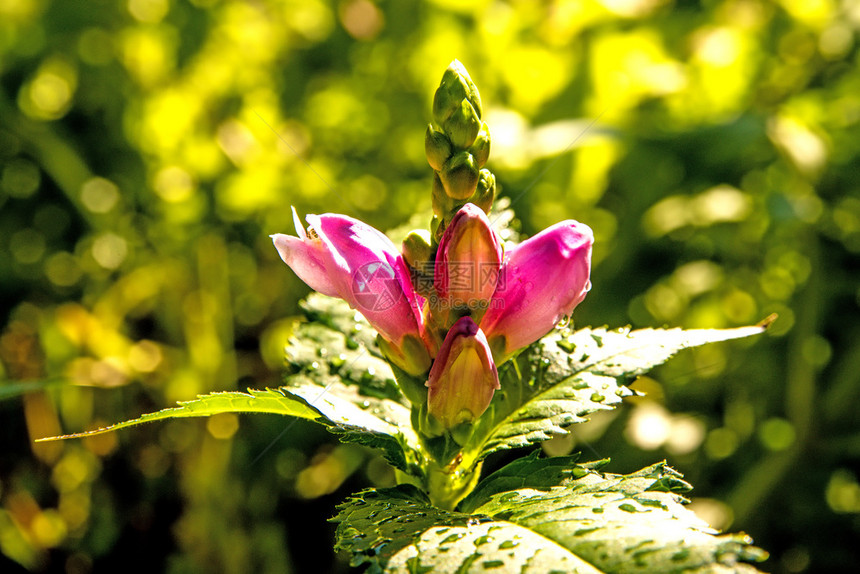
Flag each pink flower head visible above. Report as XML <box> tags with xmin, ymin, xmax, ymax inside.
<box><xmin>434</xmin><ymin>203</ymin><xmax>503</xmax><ymax>325</ymax></box>
<box><xmin>426</xmin><ymin>316</ymin><xmax>500</xmax><ymax>429</ymax></box>
<box><xmin>481</xmin><ymin>220</ymin><xmax>593</xmax><ymax>362</ymax></box>
<box><xmin>272</xmin><ymin>208</ymin><xmax>430</xmax><ymax>374</ymax></box>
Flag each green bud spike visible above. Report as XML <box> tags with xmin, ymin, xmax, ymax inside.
<box><xmin>442</xmin><ymin>99</ymin><xmax>481</xmax><ymax>149</ymax></box>
<box><xmin>425</xmin><ymin>125</ymin><xmax>453</xmax><ymax>172</ymax></box>
<box><xmin>402</xmin><ymin>229</ymin><xmax>433</xmax><ymax>268</ymax></box>
<box><xmin>470</xmin><ymin>169</ymin><xmax>496</xmax><ymax>214</ymax></box>
<box><xmin>426</xmin><ymin>61</ymin><xmax>494</xmax><ymax>243</ymax></box>
<box><xmin>469</xmin><ymin>123</ymin><xmax>490</xmax><ymax>168</ymax></box>
<box><xmin>440</xmin><ymin>151</ymin><xmax>479</xmax><ymax>200</ymax></box>
<box><xmin>432</xmin><ymin>60</ymin><xmax>481</xmax><ymax>125</ymax></box>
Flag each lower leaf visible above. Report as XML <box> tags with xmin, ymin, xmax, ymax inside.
<box><xmin>332</xmin><ymin>454</ymin><xmax>767</xmax><ymax>574</ymax></box>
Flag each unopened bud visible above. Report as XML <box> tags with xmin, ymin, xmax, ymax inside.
<box><xmin>426</xmin><ymin>317</ymin><xmax>499</xmax><ymax>430</ymax></box>
<box><xmin>425</xmin><ymin>125</ymin><xmax>452</xmax><ymax>172</ymax></box>
<box><xmin>440</xmin><ymin>151</ymin><xmax>479</xmax><ymax>200</ymax></box>
<box><xmin>432</xmin><ymin>60</ymin><xmax>483</xmax><ymax>126</ymax></box>
<box><xmin>402</xmin><ymin>229</ymin><xmax>433</xmax><ymax>269</ymax></box>
<box><xmin>435</xmin><ymin>203</ymin><xmax>502</xmax><ymax>325</ymax></box>
<box><xmin>470</xmin><ymin>169</ymin><xmax>496</xmax><ymax>214</ymax></box>
<box><xmin>442</xmin><ymin>99</ymin><xmax>481</xmax><ymax>149</ymax></box>
<box><xmin>469</xmin><ymin>123</ymin><xmax>490</xmax><ymax>168</ymax></box>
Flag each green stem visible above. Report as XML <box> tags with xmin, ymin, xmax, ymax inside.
<box><xmin>426</xmin><ymin>459</ymin><xmax>482</xmax><ymax>511</ymax></box>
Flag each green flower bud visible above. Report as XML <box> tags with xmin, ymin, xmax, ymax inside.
<box><xmin>454</xmin><ymin>60</ymin><xmax>483</xmax><ymax>118</ymax></box>
<box><xmin>440</xmin><ymin>151</ymin><xmax>479</xmax><ymax>200</ymax></box>
<box><xmin>402</xmin><ymin>229</ymin><xmax>433</xmax><ymax>269</ymax></box>
<box><xmin>470</xmin><ymin>169</ymin><xmax>496</xmax><ymax>214</ymax></box>
<box><xmin>432</xmin><ymin>60</ymin><xmax>482</xmax><ymax>126</ymax></box>
<box><xmin>425</xmin><ymin>125</ymin><xmax>452</xmax><ymax>172</ymax></box>
<box><xmin>442</xmin><ymin>99</ymin><xmax>481</xmax><ymax>149</ymax></box>
<box><xmin>468</xmin><ymin>123</ymin><xmax>490</xmax><ymax>168</ymax></box>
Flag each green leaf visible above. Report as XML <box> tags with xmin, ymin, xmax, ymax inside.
<box><xmin>462</xmin><ymin>323</ymin><xmax>766</xmax><ymax>469</ymax></box>
<box><xmin>332</xmin><ymin>454</ymin><xmax>767</xmax><ymax>573</ymax></box>
<box><xmin>37</xmin><ymin>294</ymin><xmax>429</xmax><ymax>476</ymax></box>
<box><xmin>36</xmin><ymin>386</ymin><xmax>322</xmax><ymax>440</ymax></box>
<box><xmin>37</xmin><ymin>379</ymin><xmax>425</xmax><ymax>474</ymax></box>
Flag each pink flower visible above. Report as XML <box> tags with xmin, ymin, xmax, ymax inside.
<box><xmin>481</xmin><ymin>220</ymin><xmax>593</xmax><ymax>362</ymax></box>
<box><xmin>434</xmin><ymin>203</ymin><xmax>502</xmax><ymax>325</ymax></box>
<box><xmin>272</xmin><ymin>208</ymin><xmax>430</xmax><ymax>374</ymax></box>
<box><xmin>426</xmin><ymin>316</ymin><xmax>499</xmax><ymax>429</ymax></box>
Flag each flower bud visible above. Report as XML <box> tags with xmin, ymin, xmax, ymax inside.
<box><xmin>435</xmin><ymin>203</ymin><xmax>502</xmax><ymax>325</ymax></box>
<box><xmin>469</xmin><ymin>169</ymin><xmax>495</xmax><ymax>214</ymax></box>
<box><xmin>482</xmin><ymin>220</ymin><xmax>593</xmax><ymax>362</ymax></box>
<box><xmin>440</xmin><ymin>151</ymin><xmax>479</xmax><ymax>200</ymax></box>
<box><xmin>425</xmin><ymin>125</ymin><xmax>452</xmax><ymax>172</ymax></box>
<box><xmin>468</xmin><ymin>123</ymin><xmax>490</xmax><ymax>169</ymax></box>
<box><xmin>402</xmin><ymin>229</ymin><xmax>433</xmax><ymax>269</ymax></box>
<box><xmin>403</xmin><ymin>229</ymin><xmax>435</xmax><ymax>298</ymax></box>
<box><xmin>426</xmin><ymin>317</ymin><xmax>499</xmax><ymax>430</ymax></box>
<box><xmin>432</xmin><ymin>60</ymin><xmax>482</xmax><ymax>127</ymax></box>
<box><xmin>442</xmin><ymin>99</ymin><xmax>481</xmax><ymax>149</ymax></box>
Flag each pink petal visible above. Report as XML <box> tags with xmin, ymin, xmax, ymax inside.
<box><xmin>481</xmin><ymin>220</ymin><xmax>593</xmax><ymax>360</ymax></box>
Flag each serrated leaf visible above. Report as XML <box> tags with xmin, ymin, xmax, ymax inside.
<box><xmin>38</xmin><ymin>294</ymin><xmax>429</xmax><ymax>476</ymax></box>
<box><xmin>37</xmin><ymin>380</ymin><xmax>425</xmax><ymax>474</ymax></box>
<box><xmin>332</xmin><ymin>455</ymin><xmax>767</xmax><ymax>574</ymax></box>
<box><xmin>37</xmin><ymin>386</ymin><xmax>321</xmax><ymax>441</ymax></box>
<box><xmin>462</xmin><ymin>324</ymin><xmax>765</xmax><ymax>468</ymax></box>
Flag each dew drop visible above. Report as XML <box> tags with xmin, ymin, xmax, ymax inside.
<box><xmin>556</xmin><ymin>315</ymin><xmax>570</xmax><ymax>329</ymax></box>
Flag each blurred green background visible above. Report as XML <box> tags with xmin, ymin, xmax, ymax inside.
<box><xmin>1</xmin><ymin>0</ymin><xmax>859</xmax><ymax>572</ymax></box>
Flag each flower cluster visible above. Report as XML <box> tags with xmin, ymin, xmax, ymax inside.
<box><xmin>271</xmin><ymin>61</ymin><xmax>593</xmax><ymax>439</ymax></box>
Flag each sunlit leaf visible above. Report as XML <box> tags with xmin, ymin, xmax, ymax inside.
<box><xmin>37</xmin><ymin>379</ymin><xmax>424</xmax><ymax>474</ymax></box>
<box><xmin>332</xmin><ymin>452</ymin><xmax>766</xmax><ymax>573</ymax></box>
<box><xmin>461</xmin><ymin>323</ymin><xmax>768</xmax><ymax>468</ymax></box>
